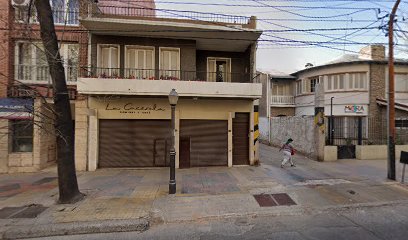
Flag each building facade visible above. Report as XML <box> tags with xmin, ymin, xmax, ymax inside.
<box><xmin>0</xmin><ymin>0</ymin><xmax>86</xmax><ymax>173</ymax></box>
<box><xmin>75</xmin><ymin>1</ymin><xmax>262</xmax><ymax>170</ymax></box>
<box><xmin>259</xmin><ymin>45</ymin><xmax>408</xmax><ymax>148</ymax></box>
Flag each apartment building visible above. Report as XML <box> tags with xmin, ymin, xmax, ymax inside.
<box><xmin>74</xmin><ymin>1</ymin><xmax>262</xmax><ymax>170</ymax></box>
<box><xmin>0</xmin><ymin>0</ymin><xmax>87</xmax><ymax>173</ymax></box>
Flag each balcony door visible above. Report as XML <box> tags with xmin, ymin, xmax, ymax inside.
<box><xmin>207</xmin><ymin>58</ymin><xmax>231</xmax><ymax>82</ymax></box>
<box><xmin>160</xmin><ymin>48</ymin><xmax>180</xmax><ymax>80</ymax></box>
<box><xmin>98</xmin><ymin>44</ymin><xmax>120</xmax><ymax>78</ymax></box>
<box><xmin>125</xmin><ymin>46</ymin><xmax>155</xmax><ymax>79</ymax></box>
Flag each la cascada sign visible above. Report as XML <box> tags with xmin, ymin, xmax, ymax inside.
<box><xmin>105</xmin><ymin>102</ymin><xmax>166</xmax><ymax>115</ymax></box>
<box><xmin>344</xmin><ymin>105</ymin><xmax>365</xmax><ymax>114</ymax></box>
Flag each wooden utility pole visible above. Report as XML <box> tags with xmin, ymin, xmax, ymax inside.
<box><xmin>388</xmin><ymin>0</ymin><xmax>401</xmax><ymax>180</ymax></box>
<box><xmin>34</xmin><ymin>0</ymin><xmax>83</xmax><ymax>203</ymax></box>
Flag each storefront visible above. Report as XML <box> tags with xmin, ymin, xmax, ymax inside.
<box><xmin>76</xmin><ymin>97</ymin><xmax>256</xmax><ymax>170</ymax></box>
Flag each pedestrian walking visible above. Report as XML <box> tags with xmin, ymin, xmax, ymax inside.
<box><xmin>279</xmin><ymin>138</ymin><xmax>296</xmax><ymax>168</ymax></box>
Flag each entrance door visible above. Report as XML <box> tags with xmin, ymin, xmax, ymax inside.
<box><xmin>154</xmin><ymin>139</ymin><xmax>168</xmax><ymax>167</ymax></box>
<box><xmin>233</xmin><ymin>113</ymin><xmax>250</xmax><ymax>165</ymax></box>
<box><xmin>179</xmin><ymin>137</ymin><xmax>191</xmax><ymax>168</ymax></box>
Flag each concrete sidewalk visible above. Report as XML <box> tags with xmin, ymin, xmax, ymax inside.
<box><xmin>1</xmin><ymin>144</ymin><xmax>408</xmax><ymax>239</ymax></box>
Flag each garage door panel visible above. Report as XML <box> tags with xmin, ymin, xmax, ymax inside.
<box><xmin>99</xmin><ymin>120</ymin><xmax>170</xmax><ymax>168</ymax></box>
<box><xmin>233</xmin><ymin>113</ymin><xmax>249</xmax><ymax>165</ymax></box>
<box><xmin>180</xmin><ymin>120</ymin><xmax>228</xmax><ymax>167</ymax></box>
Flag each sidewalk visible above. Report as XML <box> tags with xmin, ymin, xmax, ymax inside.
<box><xmin>1</xmin><ymin>144</ymin><xmax>408</xmax><ymax>239</ymax></box>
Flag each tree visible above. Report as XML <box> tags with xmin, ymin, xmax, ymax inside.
<box><xmin>33</xmin><ymin>0</ymin><xmax>83</xmax><ymax>203</ymax></box>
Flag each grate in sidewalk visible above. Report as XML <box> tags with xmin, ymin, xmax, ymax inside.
<box><xmin>253</xmin><ymin>193</ymin><xmax>296</xmax><ymax>207</ymax></box>
<box><xmin>0</xmin><ymin>183</ymin><xmax>21</xmax><ymax>193</ymax></box>
<box><xmin>253</xmin><ymin>194</ymin><xmax>277</xmax><ymax>207</ymax></box>
<box><xmin>0</xmin><ymin>204</ymin><xmax>47</xmax><ymax>219</ymax></box>
<box><xmin>271</xmin><ymin>193</ymin><xmax>297</xmax><ymax>206</ymax></box>
<box><xmin>32</xmin><ymin>177</ymin><xmax>57</xmax><ymax>186</ymax></box>
<box><xmin>0</xmin><ymin>207</ymin><xmax>25</xmax><ymax>219</ymax></box>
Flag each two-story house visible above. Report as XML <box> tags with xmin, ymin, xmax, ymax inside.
<box><xmin>73</xmin><ymin>1</ymin><xmax>262</xmax><ymax>170</ymax></box>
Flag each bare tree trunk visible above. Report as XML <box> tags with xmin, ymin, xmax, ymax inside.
<box><xmin>34</xmin><ymin>0</ymin><xmax>83</xmax><ymax>203</ymax></box>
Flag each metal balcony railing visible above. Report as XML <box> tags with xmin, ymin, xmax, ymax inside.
<box><xmin>15</xmin><ymin>64</ymin><xmax>78</xmax><ymax>84</ymax></box>
<box><xmin>89</xmin><ymin>3</ymin><xmax>250</xmax><ymax>25</ymax></box>
<box><xmin>271</xmin><ymin>95</ymin><xmax>295</xmax><ymax>105</ymax></box>
<box><xmin>80</xmin><ymin>67</ymin><xmax>251</xmax><ymax>83</ymax></box>
<box><xmin>15</xmin><ymin>7</ymin><xmax>79</xmax><ymax>25</ymax></box>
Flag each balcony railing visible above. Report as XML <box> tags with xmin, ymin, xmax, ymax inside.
<box><xmin>90</xmin><ymin>3</ymin><xmax>251</xmax><ymax>25</ymax></box>
<box><xmin>15</xmin><ymin>7</ymin><xmax>79</xmax><ymax>25</ymax></box>
<box><xmin>271</xmin><ymin>95</ymin><xmax>295</xmax><ymax>105</ymax></box>
<box><xmin>15</xmin><ymin>64</ymin><xmax>78</xmax><ymax>84</ymax></box>
<box><xmin>80</xmin><ymin>67</ymin><xmax>250</xmax><ymax>83</ymax></box>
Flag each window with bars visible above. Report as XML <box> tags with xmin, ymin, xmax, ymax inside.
<box><xmin>11</xmin><ymin>120</ymin><xmax>33</xmax><ymax>152</ymax></box>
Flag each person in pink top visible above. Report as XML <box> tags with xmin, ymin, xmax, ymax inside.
<box><xmin>279</xmin><ymin>138</ymin><xmax>296</xmax><ymax>168</ymax></box>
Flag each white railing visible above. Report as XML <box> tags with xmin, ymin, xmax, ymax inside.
<box><xmin>15</xmin><ymin>64</ymin><xmax>77</xmax><ymax>84</ymax></box>
<box><xmin>271</xmin><ymin>95</ymin><xmax>295</xmax><ymax>105</ymax></box>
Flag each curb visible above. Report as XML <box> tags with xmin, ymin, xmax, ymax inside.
<box><xmin>1</xmin><ymin>218</ymin><xmax>149</xmax><ymax>240</ymax></box>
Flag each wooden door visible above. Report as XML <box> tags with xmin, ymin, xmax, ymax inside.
<box><xmin>179</xmin><ymin>137</ymin><xmax>190</xmax><ymax>168</ymax></box>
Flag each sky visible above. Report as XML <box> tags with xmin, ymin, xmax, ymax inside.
<box><xmin>154</xmin><ymin>0</ymin><xmax>408</xmax><ymax>74</ymax></box>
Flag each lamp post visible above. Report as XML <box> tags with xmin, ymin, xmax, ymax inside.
<box><xmin>168</xmin><ymin>89</ymin><xmax>178</xmax><ymax>194</ymax></box>
<box><xmin>330</xmin><ymin>97</ymin><xmax>334</xmax><ymax>145</ymax></box>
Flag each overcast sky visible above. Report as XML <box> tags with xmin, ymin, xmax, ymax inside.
<box><xmin>155</xmin><ymin>0</ymin><xmax>408</xmax><ymax>74</ymax></box>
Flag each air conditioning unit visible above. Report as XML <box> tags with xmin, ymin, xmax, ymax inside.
<box><xmin>11</xmin><ymin>0</ymin><xmax>30</xmax><ymax>8</ymax></box>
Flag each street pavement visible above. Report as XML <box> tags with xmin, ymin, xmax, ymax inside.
<box><xmin>0</xmin><ymin>144</ymin><xmax>408</xmax><ymax>239</ymax></box>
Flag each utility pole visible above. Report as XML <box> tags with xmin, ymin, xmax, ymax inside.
<box><xmin>387</xmin><ymin>0</ymin><xmax>401</xmax><ymax>180</ymax></box>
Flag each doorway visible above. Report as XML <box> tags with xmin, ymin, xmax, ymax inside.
<box><xmin>179</xmin><ymin>137</ymin><xmax>191</xmax><ymax>168</ymax></box>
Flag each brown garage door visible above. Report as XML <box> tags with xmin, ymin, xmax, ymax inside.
<box><xmin>180</xmin><ymin>120</ymin><xmax>228</xmax><ymax>167</ymax></box>
<box><xmin>233</xmin><ymin>113</ymin><xmax>249</xmax><ymax>165</ymax></box>
<box><xmin>99</xmin><ymin>120</ymin><xmax>171</xmax><ymax>168</ymax></box>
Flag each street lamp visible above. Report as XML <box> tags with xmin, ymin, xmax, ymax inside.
<box><xmin>168</xmin><ymin>89</ymin><xmax>178</xmax><ymax>194</ymax></box>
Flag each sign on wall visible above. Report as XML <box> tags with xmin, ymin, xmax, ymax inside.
<box><xmin>344</xmin><ymin>105</ymin><xmax>365</xmax><ymax>114</ymax></box>
<box><xmin>0</xmin><ymin>98</ymin><xmax>33</xmax><ymax>119</ymax></box>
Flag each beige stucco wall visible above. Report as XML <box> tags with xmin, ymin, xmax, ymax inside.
<box><xmin>324</xmin><ymin>146</ymin><xmax>337</xmax><ymax>161</ymax></box>
<box><xmin>356</xmin><ymin>145</ymin><xmax>408</xmax><ymax>160</ymax></box>
<box><xmin>0</xmin><ymin>119</ymin><xmax>9</xmax><ymax>173</ymax></box>
<box><xmin>83</xmin><ymin>97</ymin><xmax>254</xmax><ymax>170</ymax></box>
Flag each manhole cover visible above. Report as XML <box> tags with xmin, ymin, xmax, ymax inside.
<box><xmin>11</xmin><ymin>205</ymin><xmax>48</xmax><ymax>218</ymax></box>
<box><xmin>0</xmin><ymin>207</ymin><xmax>25</xmax><ymax>219</ymax></box>
<box><xmin>271</xmin><ymin>193</ymin><xmax>296</xmax><ymax>206</ymax></box>
<box><xmin>253</xmin><ymin>193</ymin><xmax>297</xmax><ymax>207</ymax></box>
<box><xmin>32</xmin><ymin>177</ymin><xmax>57</xmax><ymax>186</ymax></box>
<box><xmin>253</xmin><ymin>194</ymin><xmax>277</xmax><ymax>207</ymax></box>
<box><xmin>0</xmin><ymin>183</ymin><xmax>21</xmax><ymax>193</ymax></box>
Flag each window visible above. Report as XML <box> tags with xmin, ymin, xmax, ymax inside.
<box><xmin>160</xmin><ymin>48</ymin><xmax>180</xmax><ymax>80</ymax></box>
<box><xmin>349</xmin><ymin>72</ymin><xmax>367</xmax><ymax>90</ymax></box>
<box><xmin>98</xmin><ymin>45</ymin><xmax>120</xmax><ymax>78</ymax></box>
<box><xmin>296</xmin><ymin>80</ymin><xmax>302</xmax><ymax>95</ymax></box>
<box><xmin>125</xmin><ymin>46</ymin><xmax>155</xmax><ymax>79</ymax></box>
<box><xmin>11</xmin><ymin>120</ymin><xmax>33</xmax><ymax>152</ymax></box>
<box><xmin>310</xmin><ymin>77</ymin><xmax>319</xmax><ymax>93</ymax></box>
<box><xmin>272</xmin><ymin>83</ymin><xmax>292</xmax><ymax>96</ymax></box>
<box><xmin>396</xmin><ymin>119</ymin><xmax>408</xmax><ymax>129</ymax></box>
<box><xmin>15</xmin><ymin>0</ymin><xmax>79</xmax><ymax>25</ymax></box>
<box><xmin>207</xmin><ymin>57</ymin><xmax>231</xmax><ymax>82</ymax></box>
<box><xmin>15</xmin><ymin>42</ymin><xmax>78</xmax><ymax>83</ymax></box>
<box><xmin>326</xmin><ymin>74</ymin><xmax>345</xmax><ymax>91</ymax></box>
<box><xmin>396</xmin><ymin>74</ymin><xmax>408</xmax><ymax>92</ymax></box>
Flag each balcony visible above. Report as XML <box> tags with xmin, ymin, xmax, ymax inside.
<box><xmin>88</xmin><ymin>3</ymin><xmax>251</xmax><ymax>25</ymax></box>
<box><xmin>77</xmin><ymin>68</ymin><xmax>261</xmax><ymax>99</ymax></box>
<box><xmin>15</xmin><ymin>64</ymin><xmax>78</xmax><ymax>84</ymax></box>
<box><xmin>15</xmin><ymin>7</ymin><xmax>79</xmax><ymax>25</ymax></box>
<box><xmin>79</xmin><ymin>67</ymin><xmax>250</xmax><ymax>83</ymax></box>
<box><xmin>271</xmin><ymin>95</ymin><xmax>295</xmax><ymax>106</ymax></box>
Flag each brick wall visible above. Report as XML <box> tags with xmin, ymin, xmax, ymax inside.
<box><xmin>75</xmin><ymin>98</ymin><xmax>88</xmax><ymax>171</ymax></box>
